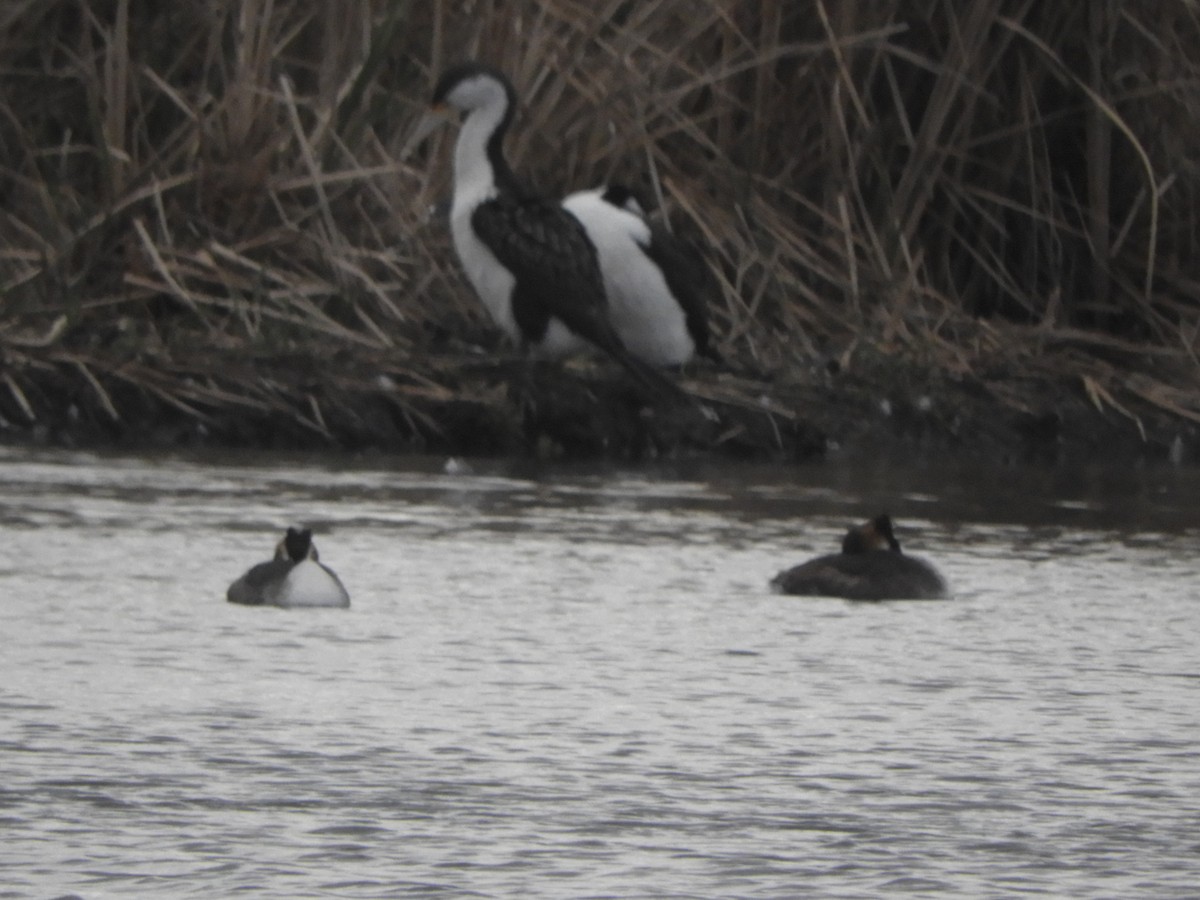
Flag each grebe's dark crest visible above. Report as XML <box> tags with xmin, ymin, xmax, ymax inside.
<box><xmin>561</xmin><ymin>184</ymin><xmax>717</xmax><ymax>367</ymax></box>
<box><xmin>227</xmin><ymin>527</ymin><xmax>350</xmax><ymax>609</ymax></box>
<box><xmin>771</xmin><ymin>514</ymin><xmax>947</xmax><ymax>601</ymax></box>
<box><xmin>279</xmin><ymin>525</ymin><xmax>318</xmax><ymax>562</ymax></box>
<box><xmin>418</xmin><ymin>63</ymin><xmax>682</xmax><ymax>398</ymax></box>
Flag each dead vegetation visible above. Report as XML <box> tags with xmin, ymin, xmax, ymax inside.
<box><xmin>1</xmin><ymin>1</ymin><xmax>1199</xmax><ymax>459</ymax></box>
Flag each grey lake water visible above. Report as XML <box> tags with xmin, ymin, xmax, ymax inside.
<box><xmin>1</xmin><ymin>446</ymin><xmax>1198</xmax><ymax>899</ymax></box>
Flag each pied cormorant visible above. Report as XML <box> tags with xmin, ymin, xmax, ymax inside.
<box><xmin>561</xmin><ymin>185</ymin><xmax>717</xmax><ymax>367</ymax></box>
<box><xmin>770</xmin><ymin>514</ymin><xmax>948</xmax><ymax>600</ymax></box>
<box><xmin>227</xmin><ymin>526</ymin><xmax>351</xmax><ymax>609</ymax></box>
<box><xmin>416</xmin><ymin>62</ymin><xmax>680</xmax><ymax>397</ymax></box>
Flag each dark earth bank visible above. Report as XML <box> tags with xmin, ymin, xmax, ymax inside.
<box><xmin>1</xmin><ymin>340</ymin><xmax>1194</xmax><ymax>470</ymax></box>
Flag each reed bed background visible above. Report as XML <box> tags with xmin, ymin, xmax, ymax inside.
<box><xmin>2</xmin><ymin>0</ymin><xmax>1198</xmax><ymax>456</ymax></box>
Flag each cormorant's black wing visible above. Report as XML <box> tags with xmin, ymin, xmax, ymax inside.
<box><xmin>473</xmin><ymin>197</ymin><xmax>683</xmax><ymax>399</ymax></box>
<box><xmin>472</xmin><ymin>197</ymin><xmax>610</xmax><ymax>344</ymax></box>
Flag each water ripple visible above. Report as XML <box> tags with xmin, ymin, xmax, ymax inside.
<box><xmin>1</xmin><ymin>448</ymin><xmax>1198</xmax><ymax>898</ymax></box>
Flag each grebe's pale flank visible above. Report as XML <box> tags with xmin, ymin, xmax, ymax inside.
<box><xmin>227</xmin><ymin>526</ymin><xmax>350</xmax><ymax>609</ymax></box>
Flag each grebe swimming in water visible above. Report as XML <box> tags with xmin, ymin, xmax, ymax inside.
<box><xmin>770</xmin><ymin>514</ymin><xmax>947</xmax><ymax>600</ymax></box>
<box><xmin>226</xmin><ymin>527</ymin><xmax>350</xmax><ymax>609</ymax></box>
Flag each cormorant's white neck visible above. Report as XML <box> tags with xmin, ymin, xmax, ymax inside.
<box><xmin>451</xmin><ymin>97</ymin><xmax>508</xmax><ymax>215</ymax></box>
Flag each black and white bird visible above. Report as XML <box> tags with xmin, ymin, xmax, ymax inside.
<box><xmin>226</xmin><ymin>527</ymin><xmax>350</xmax><ymax>609</ymax></box>
<box><xmin>561</xmin><ymin>185</ymin><xmax>717</xmax><ymax>367</ymax></box>
<box><xmin>770</xmin><ymin>515</ymin><xmax>948</xmax><ymax>601</ymax></box>
<box><xmin>415</xmin><ymin>62</ymin><xmax>681</xmax><ymax>396</ymax></box>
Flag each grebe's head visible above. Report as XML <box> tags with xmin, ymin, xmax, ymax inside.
<box><xmin>841</xmin><ymin>514</ymin><xmax>901</xmax><ymax>554</ymax></box>
<box><xmin>275</xmin><ymin>527</ymin><xmax>317</xmax><ymax>563</ymax></box>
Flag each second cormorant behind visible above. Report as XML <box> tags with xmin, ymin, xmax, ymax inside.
<box><xmin>561</xmin><ymin>185</ymin><xmax>717</xmax><ymax>368</ymax></box>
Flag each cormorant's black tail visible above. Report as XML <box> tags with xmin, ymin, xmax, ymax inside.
<box><xmin>605</xmin><ymin>343</ymin><xmax>690</xmax><ymax>405</ymax></box>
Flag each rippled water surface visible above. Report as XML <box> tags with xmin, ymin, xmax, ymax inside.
<box><xmin>2</xmin><ymin>447</ymin><xmax>1198</xmax><ymax>898</ymax></box>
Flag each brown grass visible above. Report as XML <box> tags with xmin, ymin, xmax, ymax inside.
<box><xmin>2</xmin><ymin>1</ymin><xmax>1199</xmax><ymax>451</ymax></box>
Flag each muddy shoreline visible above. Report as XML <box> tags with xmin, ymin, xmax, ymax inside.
<box><xmin>1</xmin><ymin>337</ymin><xmax>1193</xmax><ymax>469</ymax></box>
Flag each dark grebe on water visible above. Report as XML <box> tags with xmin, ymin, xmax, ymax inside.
<box><xmin>771</xmin><ymin>514</ymin><xmax>947</xmax><ymax>601</ymax></box>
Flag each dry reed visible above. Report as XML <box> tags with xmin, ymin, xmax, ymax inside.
<box><xmin>1</xmin><ymin>0</ymin><xmax>1198</xmax><ymax>453</ymax></box>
